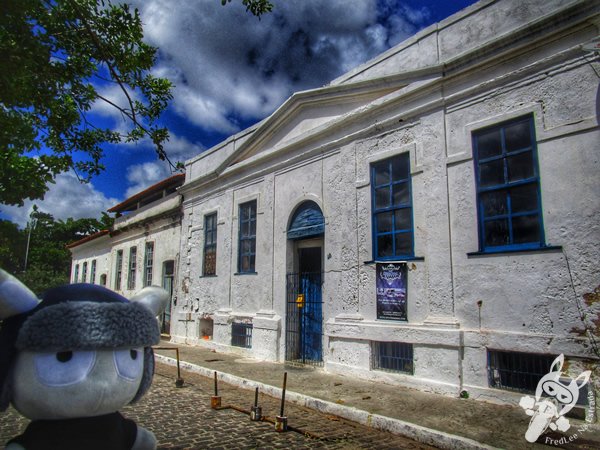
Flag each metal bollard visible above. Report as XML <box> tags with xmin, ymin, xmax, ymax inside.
<box><xmin>211</xmin><ymin>371</ymin><xmax>221</xmax><ymax>409</ymax></box>
<box><xmin>250</xmin><ymin>387</ymin><xmax>262</xmax><ymax>421</ymax></box>
<box><xmin>153</xmin><ymin>346</ymin><xmax>184</xmax><ymax>387</ymax></box>
<box><xmin>275</xmin><ymin>372</ymin><xmax>288</xmax><ymax>432</ymax></box>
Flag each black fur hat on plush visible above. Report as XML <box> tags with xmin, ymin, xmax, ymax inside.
<box><xmin>0</xmin><ymin>284</ymin><xmax>161</xmax><ymax>411</ymax></box>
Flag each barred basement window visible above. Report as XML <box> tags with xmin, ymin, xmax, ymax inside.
<box><xmin>372</xmin><ymin>341</ymin><xmax>413</xmax><ymax>374</ymax></box>
<box><xmin>231</xmin><ymin>322</ymin><xmax>253</xmax><ymax>349</ymax></box>
<box><xmin>487</xmin><ymin>349</ymin><xmax>556</xmax><ymax>393</ymax></box>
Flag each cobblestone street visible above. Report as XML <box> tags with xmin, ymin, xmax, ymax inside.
<box><xmin>1</xmin><ymin>363</ymin><xmax>436</xmax><ymax>449</ymax></box>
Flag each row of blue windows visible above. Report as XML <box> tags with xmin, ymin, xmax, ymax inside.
<box><xmin>371</xmin><ymin>114</ymin><xmax>547</xmax><ymax>260</ymax></box>
<box><xmin>202</xmin><ymin>201</ymin><xmax>257</xmax><ymax>276</ymax></box>
<box><xmin>201</xmin><ymin>114</ymin><xmax>545</xmax><ymax>271</ymax></box>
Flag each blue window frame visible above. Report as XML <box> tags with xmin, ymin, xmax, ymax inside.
<box><xmin>473</xmin><ymin>115</ymin><xmax>545</xmax><ymax>252</ymax></box>
<box><xmin>371</xmin><ymin>153</ymin><xmax>413</xmax><ymax>260</ymax></box>
<box><xmin>203</xmin><ymin>213</ymin><xmax>217</xmax><ymax>276</ymax></box>
<box><xmin>238</xmin><ymin>201</ymin><xmax>257</xmax><ymax>273</ymax></box>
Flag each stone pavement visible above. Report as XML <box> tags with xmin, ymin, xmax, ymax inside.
<box><xmin>153</xmin><ymin>341</ymin><xmax>600</xmax><ymax>450</ymax></box>
<box><xmin>0</xmin><ymin>363</ymin><xmax>433</xmax><ymax>449</ymax></box>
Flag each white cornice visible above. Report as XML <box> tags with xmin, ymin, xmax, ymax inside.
<box><xmin>180</xmin><ymin>0</ymin><xmax>599</xmax><ymax>197</ymax></box>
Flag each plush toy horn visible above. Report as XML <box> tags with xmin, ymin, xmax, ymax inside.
<box><xmin>129</xmin><ymin>285</ymin><xmax>170</xmax><ymax>317</ymax></box>
<box><xmin>0</xmin><ymin>269</ymin><xmax>40</xmax><ymax>320</ymax></box>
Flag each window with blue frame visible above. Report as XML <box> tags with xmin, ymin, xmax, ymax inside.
<box><xmin>473</xmin><ymin>115</ymin><xmax>545</xmax><ymax>252</ymax></box>
<box><xmin>371</xmin><ymin>153</ymin><xmax>413</xmax><ymax>260</ymax></box>
<box><xmin>238</xmin><ymin>200</ymin><xmax>257</xmax><ymax>273</ymax></box>
<box><xmin>203</xmin><ymin>213</ymin><xmax>217</xmax><ymax>276</ymax></box>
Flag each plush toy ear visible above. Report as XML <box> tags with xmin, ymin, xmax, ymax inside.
<box><xmin>0</xmin><ymin>269</ymin><xmax>40</xmax><ymax>320</ymax></box>
<box><xmin>129</xmin><ymin>286</ymin><xmax>170</xmax><ymax>317</ymax></box>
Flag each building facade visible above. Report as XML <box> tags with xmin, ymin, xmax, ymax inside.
<box><xmin>69</xmin><ymin>174</ymin><xmax>184</xmax><ymax>334</ymax></box>
<box><xmin>172</xmin><ymin>0</ymin><xmax>600</xmax><ymax>410</ymax></box>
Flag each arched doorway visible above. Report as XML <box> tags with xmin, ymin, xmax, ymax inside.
<box><xmin>285</xmin><ymin>201</ymin><xmax>324</xmax><ymax>366</ymax></box>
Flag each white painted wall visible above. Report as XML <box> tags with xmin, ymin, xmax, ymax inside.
<box><xmin>174</xmin><ymin>0</ymin><xmax>600</xmax><ymax>411</ymax></box>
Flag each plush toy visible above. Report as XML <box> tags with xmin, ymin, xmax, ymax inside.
<box><xmin>0</xmin><ymin>269</ymin><xmax>169</xmax><ymax>450</ymax></box>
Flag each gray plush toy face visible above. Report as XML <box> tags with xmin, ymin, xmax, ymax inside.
<box><xmin>0</xmin><ymin>270</ymin><xmax>170</xmax><ymax>421</ymax></box>
<box><xmin>12</xmin><ymin>347</ymin><xmax>144</xmax><ymax>420</ymax></box>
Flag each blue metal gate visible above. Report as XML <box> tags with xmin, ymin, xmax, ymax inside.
<box><xmin>285</xmin><ymin>272</ymin><xmax>323</xmax><ymax>366</ymax></box>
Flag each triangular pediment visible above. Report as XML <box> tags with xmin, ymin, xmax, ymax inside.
<box><xmin>224</xmin><ymin>77</ymin><xmax>408</xmax><ymax>167</ymax></box>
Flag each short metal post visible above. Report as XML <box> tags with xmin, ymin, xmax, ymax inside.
<box><xmin>250</xmin><ymin>387</ymin><xmax>262</xmax><ymax>421</ymax></box>
<box><xmin>275</xmin><ymin>372</ymin><xmax>288</xmax><ymax>432</ymax></box>
<box><xmin>175</xmin><ymin>348</ymin><xmax>184</xmax><ymax>387</ymax></box>
<box><xmin>211</xmin><ymin>371</ymin><xmax>221</xmax><ymax>409</ymax></box>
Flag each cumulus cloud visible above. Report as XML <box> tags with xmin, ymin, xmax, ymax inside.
<box><xmin>131</xmin><ymin>0</ymin><xmax>428</xmax><ymax>135</ymax></box>
<box><xmin>124</xmin><ymin>162</ymin><xmax>172</xmax><ymax>199</ymax></box>
<box><xmin>1</xmin><ymin>173</ymin><xmax>119</xmax><ymax>228</ymax></box>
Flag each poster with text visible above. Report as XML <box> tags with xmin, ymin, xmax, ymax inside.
<box><xmin>376</xmin><ymin>263</ymin><xmax>407</xmax><ymax>321</ymax></box>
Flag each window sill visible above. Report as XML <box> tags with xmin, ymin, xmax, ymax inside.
<box><xmin>467</xmin><ymin>245</ymin><xmax>562</xmax><ymax>258</ymax></box>
<box><xmin>234</xmin><ymin>272</ymin><xmax>258</xmax><ymax>275</ymax></box>
<box><xmin>200</xmin><ymin>274</ymin><xmax>218</xmax><ymax>278</ymax></box>
<box><xmin>363</xmin><ymin>257</ymin><xmax>425</xmax><ymax>264</ymax></box>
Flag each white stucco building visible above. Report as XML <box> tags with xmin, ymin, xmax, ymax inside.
<box><xmin>69</xmin><ymin>174</ymin><xmax>184</xmax><ymax>334</ymax></box>
<box><xmin>172</xmin><ymin>0</ymin><xmax>600</xmax><ymax>411</ymax></box>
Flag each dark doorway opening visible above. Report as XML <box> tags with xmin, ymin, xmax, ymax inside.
<box><xmin>285</xmin><ymin>246</ymin><xmax>323</xmax><ymax>366</ymax></box>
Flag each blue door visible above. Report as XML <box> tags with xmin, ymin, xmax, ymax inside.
<box><xmin>285</xmin><ymin>247</ymin><xmax>323</xmax><ymax>366</ymax></box>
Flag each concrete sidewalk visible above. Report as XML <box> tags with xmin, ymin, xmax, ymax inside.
<box><xmin>154</xmin><ymin>341</ymin><xmax>599</xmax><ymax>450</ymax></box>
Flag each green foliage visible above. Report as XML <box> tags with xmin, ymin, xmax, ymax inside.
<box><xmin>0</xmin><ymin>0</ymin><xmax>273</xmax><ymax>208</ymax></box>
<box><xmin>221</xmin><ymin>0</ymin><xmax>274</xmax><ymax>18</ymax></box>
<box><xmin>0</xmin><ymin>212</ymin><xmax>111</xmax><ymax>295</ymax></box>
<box><xmin>0</xmin><ymin>0</ymin><xmax>173</xmax><ymax>206</ymax></box>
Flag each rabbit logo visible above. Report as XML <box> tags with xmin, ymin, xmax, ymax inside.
<box><xmin>519</xmin><ymin>354</ymin><xmax>591</xmax><ymax>443</ymax></box>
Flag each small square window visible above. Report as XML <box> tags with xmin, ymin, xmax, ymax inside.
<box><xmin>372</xmin><ymin>341</ymin><xmax>413</xmax><ymax>374</ymax></box>
<box><xmin>231</xmin><ymin>322</ymin><xmax>252</xmax><ymax>348</ymax></box>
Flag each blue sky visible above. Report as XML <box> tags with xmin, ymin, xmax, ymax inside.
<box><xmin>1</xmin><ymin>0</ymin><xmax>478</xmax><ymax>226</ymax></box>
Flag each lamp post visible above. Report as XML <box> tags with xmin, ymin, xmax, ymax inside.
<box><xmin>24</xmin><ymin>208</ymin><xmax>38</xmax><ymax>272</ymax></box>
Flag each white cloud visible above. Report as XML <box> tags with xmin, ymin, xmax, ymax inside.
<box><xmin>0</xmin><ymin>173</ymin><xmax>119</xmax><ymax>228</ymax></box>
<box><xmin>124</xmin><ymin>162</ymin><xmax>172</xmax><ymax>199</ymax></box>
<box><xmin>130</xmin><ymin>0</ymin><xmax>426</xmax><ymax>135</ymax></box>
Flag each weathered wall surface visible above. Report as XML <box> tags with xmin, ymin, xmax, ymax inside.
<box><xmin>173</xmin><ymin>0</ymin><xmax>600</xmax><ymax>411</ymax></box>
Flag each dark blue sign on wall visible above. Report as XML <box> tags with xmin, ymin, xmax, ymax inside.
<box><xmin>376</xmin><ymin>263</ymin><xmax>407</xmax><ymax>321</ymax></box>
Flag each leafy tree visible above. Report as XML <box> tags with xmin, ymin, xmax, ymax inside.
<box><xmin>0</xmin><ymin>212</ymin><xmax>111</xmax><ymax>294</ymax></box>
<box><xmin>0</xmin><ymin>0</ymin><xmax>273</xmax><ymax>207</ymax></box>
<box><xmin>1</xmin><ymin>0</ymin><xmax>173</xmax><ymax>207</ymax></box>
